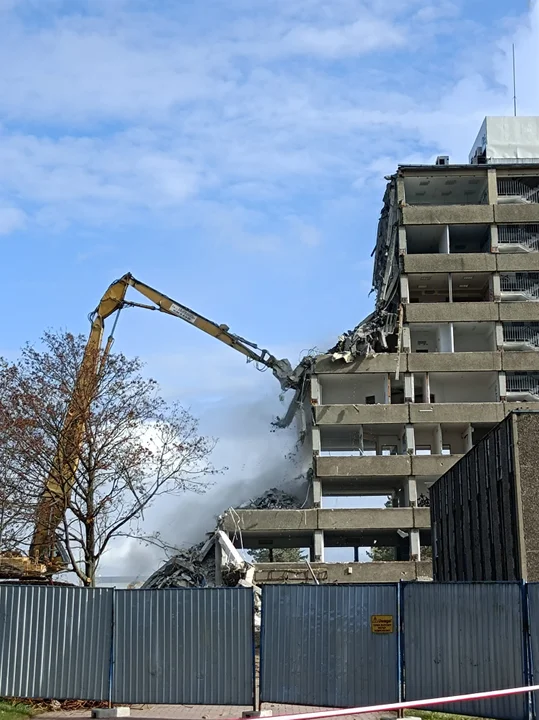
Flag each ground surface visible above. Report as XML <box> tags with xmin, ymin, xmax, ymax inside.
<box><xmin>0</xmin><ymin>702</ymin><xmax>36</xmax><ymax>720</ymax></box>
<box><xmin>38</xmin><ymin>704</ymin><xmax>396</xmax><ymax>720</ymax></box>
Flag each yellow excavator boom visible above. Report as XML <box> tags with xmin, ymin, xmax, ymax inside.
<box><xmin>28</xmin><ymin>273</ymin><xmax>296</xmax><ymax>570</ymax></box>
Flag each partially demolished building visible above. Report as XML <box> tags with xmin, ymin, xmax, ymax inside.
<box><xmin>217</xmin><ymin>117</ymin><xmax>539</xmax><ymax>583</ymax></box>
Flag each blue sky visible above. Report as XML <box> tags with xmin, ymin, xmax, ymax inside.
<box><xmin>1</xmin><ymin>0</ymin><xmax>538</xmax><ymax>579</ymax></box>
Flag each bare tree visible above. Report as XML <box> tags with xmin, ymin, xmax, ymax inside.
<box><xmin>0</xmin><ymin>360</ymin><xmax>36</xmax><ymax>558</ymax></box>
<box><xmin>8</xmin><ymin>331</ymin><xmax>219</xmax><ymax>586</ymax></box>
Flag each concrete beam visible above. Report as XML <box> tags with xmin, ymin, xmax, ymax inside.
<box><xmin>503</xmin><ymin>352</ymin><xmax>539</xmax><ymax>372</ymax></box>
<box><xmin>315</xmin><ymin>404</ymin><xmax>410</xmax><ymax>425</ymax></box>
<box><xmin>411</xmin><ymin>453</ymin><xmax>463</xmax><ymax>476</ymax></box>
<box><xmin>253</xmin><ymin>561</ymin><xmax>432</xmax><ymax>584</ymax></box>
<box><xmin>403</xmin><ymin>253</ymin><xmax>496</xmax><ymax>274</ymax></box>
<box><xmin>504</xmin><ymin>401</ymin><xmax>539</xmax><ymax>415</ymax></box>
<box><xmin>405</xmin><ymin>302</ymin><xmax>499</xmax><ymax>323</ymax></box>
<box><xmin>499</xmin><ymin>302</ymin><xmax>539</xmax><ymax>322</ymax></box>
<box><xmin>221</xmin><ymin>509</ymin><xmax>318</xmax><ymax>533</ymax></box>
<box><xmin>314</xmin><ymin>354</ymin><xmax>401</xmax><ymax>374</ymax></box>
<box><xmin>402</xmin><ymin>205</ymin><xmax>495</xmax><ymax>226</ymax></box>
<box><xmin>497</xmin><ymin>254</ymin><xmax>539</xmax><ymax>272</ymax></box>
<box><xmin>316</xmin><ymin>455</ymin><xmax>411</xmax><ymax>478</ymax></box>
<box><xmin>221</xmin><ymin>507</ymin><xmax>431</xmax><ymax>535</ymax></box>
<box><xmin>407</xmin><ymin>351</ymin><xmax>501</xmax><ymax>373</ymax></box>
<box><xmin>494</xmin><ymin>204</ymin><xmax>539</xmax><ymax>224</ymax></box>
<box><xmin>317</xmin><ymin>507</ymin><xmax>430</xmax><ymax>530</ymax></box>
<box><xmin>409</xmin><ymin>402</ymin><xmax>504</xmax><ymax>424</ymax></box>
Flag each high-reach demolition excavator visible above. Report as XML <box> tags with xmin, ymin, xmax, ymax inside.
<box><xmin>1</xmin><ymin>273</ymin><xmax>302</xmax><ymax>581</ymax></box>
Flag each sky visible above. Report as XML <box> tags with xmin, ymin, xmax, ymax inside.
<box><xmin>1</xmin><ymin>0</ymin><xmax>538</xmax><ymax>582</ymax></box>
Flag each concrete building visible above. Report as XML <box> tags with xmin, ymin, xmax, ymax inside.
<box><xmin>431</xmin><ymin>410</ymin><xmax>539</xmax><ymax>582</ymax></box>
<box><xmin>222</xmin><ymin>116</ymin><xmax>539</xmax><ymax>583</ymax></box>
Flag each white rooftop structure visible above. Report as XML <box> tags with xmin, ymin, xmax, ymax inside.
<box><xmin>469</xmin><ymin>116</ymin><xmax>539</xmax><ymax>164</ymax></box>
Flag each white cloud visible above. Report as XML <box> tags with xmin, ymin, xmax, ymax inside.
<box><xmin>0</xmin><ymin>0</ymin><xmax>536</xmax><ymax>250</ymax></box>
<box><xmin>0</xmin><ymin>206</ymin><xmax>26</xmax><ymax>235</ymax></box>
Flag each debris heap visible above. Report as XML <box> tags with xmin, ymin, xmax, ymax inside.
<box><xmin>142</xmin><ymin>541</ymin><xmax>217</xmax><ymax>589</ymax></box>
<box><xmin>239</xmin><ymin>487</ymin><xmax>302</xmax><ymax>510</ymax></box>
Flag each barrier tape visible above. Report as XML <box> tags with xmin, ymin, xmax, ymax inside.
<box><xmin>245</xmin><ymin>684</ymin><xmax>539</xmax><ymax>720</ymax></box>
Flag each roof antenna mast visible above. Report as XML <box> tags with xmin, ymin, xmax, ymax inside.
<box><xmin>512</xmin><ymin>43</ymin><xmax>518</xmax><ymax>117</ymax></box>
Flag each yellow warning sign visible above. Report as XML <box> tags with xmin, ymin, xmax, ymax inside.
<box><xmin>371</xmin><ymin>615</ymin><xmax>394</xmax><ymax>633</ymax></box>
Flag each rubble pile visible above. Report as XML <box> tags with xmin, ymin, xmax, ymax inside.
<box><xmin>239</xmin><ymin>487</ymin><xmax>302</xmax><ymax>510</ymax></box>
<box><xmin>142</xmin><ymin>541</ymin><xmax>216</xmax><ymax>589</ymax></box>
<box><xmin>142</xmin><ymin>531</ymin><xmax>253</xmax><ymax>590</ymax></box>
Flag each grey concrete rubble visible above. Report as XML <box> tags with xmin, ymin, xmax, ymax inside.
<box><xmin>239</xmin><ymin>487</ymin><xmax>303</xmax><ymax>510</ymax></box>
<box><xmin>142</xmin><ymin>531</ymin><xmax>251</xmax><ymax>589</ymax></box>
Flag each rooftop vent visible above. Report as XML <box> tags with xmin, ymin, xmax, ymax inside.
<box><xmin>436</xmin><ymin>155</ymin><xmax>450</xmax><ymax>166</ymax></box>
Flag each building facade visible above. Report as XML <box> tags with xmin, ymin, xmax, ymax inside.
<box><xmin>222</xmin><ymin>117</ymin><xmax>539</xmax><ymax>583</ymax></box>
<box><xmin>431</xmin><ymin>410</ymin><xmax>539</xmax><ymax>582</ymax></box>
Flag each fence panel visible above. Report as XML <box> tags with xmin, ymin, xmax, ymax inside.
<box><xmin>260</xmin><ymin>584</ymin><xmax>399</xmax><ymax>707</ymax></box>
<box><xmin>0</xmin><ymin>585</ymin><xmax>113</xmax><ymax>700</ymax></box>
<box><xmin>112</xmin><ymin>588</ymin><xmax>254</xmax><ymax>705</ymax></box>
<box><xmin>403</xmin><ymin>583</ymin><xmax>526</xmax><ymax>720</ymax></box>
<box><xmin>525</xmin><ymin>583</ymin><xmax>539</xmax><ymax>713</ymax></box>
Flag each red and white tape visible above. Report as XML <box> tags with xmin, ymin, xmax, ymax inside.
<box><xmin>240</xmin><ymin>684</ymin><xmax>539</xmax><ymax>720</ymax></box>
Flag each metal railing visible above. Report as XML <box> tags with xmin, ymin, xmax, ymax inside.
<box><xmin>498</xmin><ymin>224</ymin><xmax>539</xmax><ymax>252</ymax></box>
<box><xmin>503</xmin><ymin>322</ymin><xmax>539</xmax><ymax>348</ymax></box>
<box><xmin>500</xmin><ymin>273</ymin><xmax>539</xmax><ymax>300</ymax></box>
<box><xmin>506</xmin><ymin>372</ymin><xmax>539</xmax><ymax>396</ymax></box>
<box><xmin>497</xmin><ymin>178</ymin><xmax>539</xmax><ymax>203</ymax></box>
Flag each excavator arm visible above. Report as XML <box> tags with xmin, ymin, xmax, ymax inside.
<box><xmin>29</xmin><ymin>273</ymin><xmax>297</xmax><ymax>571</ymax></box>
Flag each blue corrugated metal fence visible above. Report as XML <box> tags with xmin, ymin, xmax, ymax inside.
<box><xmin>260</xmin><ymin>584</ymin><xmax>399</xmax><ymax>707</ymax></box>
<box><xmin>5</xmin><ymin>581</ymin><xmax>539</xmax><ymax>714</ymax></box>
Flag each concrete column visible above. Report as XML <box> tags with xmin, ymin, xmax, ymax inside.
<box><xmin>397</xmin><ymin>177</ymin><xmax>406</xmax><ymax>204</ymax></box>
<box><xmin>462</xmin><ymin>424</ymin><xmax>473</xmax><ymax>452</ymax></box>
<box><xmin>214</xmin><ymin>542</ymin><xmax>223</xmax><ymax>585</ymax></box>
<box><xmin>404</xmin><ymin>373</ymin><xmax>414</xmax><ymax>402</ymax></box>
<box><xmin>495</xmin><ymin>322</ymin><xmax>505</xmax><ymax>349</ymax></box>
<box><xmin>499</xmin><ymin>372</ymin><xmax>507</xmax><ymax>401</ymax></box>
<box><xmin>406</xmin><ymin>475</ymin><xmax>418</xmax><ymax>506</ymax></box>
<box><xmin>399</xmin><ymin>227</ymin><xmax>407</xmax><ymax>254</ymax></box>
<box><xmin>433</xmin><ymin>424</ymin><xmax>443</xmax><ymax>455</ymax></box>
<box><xmin>312</xmin><ymin>426</ymin><xmax>321</xmax><ymax>455</ymax></box>
<box><xmin>487</xmin><ymin>168</ymin><xmax>498</xmax><ymax>204</ymax></box>
<box><xmin>402</xmin><ymin>325</ymin><xmax>411</xmax><ymax>352</ymax></box>
<box><xmin>312</xmin><ymin>477</ymin><xmax>322</xmax><ymax>508</ymax></box>
<box><xmin>313</xmin><ymin>530</ymin><xmax>324</xmax><ymax>562</ymax></box>
<box><xmin>491</xmin><ymin>273</ymin><xmax>501</xmax><ymax>302</ymax></box>
<box><xmin>358</xmin><ymin>425</ymin><xmax>364</xmax><ymax>453</ymax></box>
<box><xmin>410</xmin><ymin>529</ymin><xmax>421</xmax><ymax>562</ymax></box>
<box><xmin>384</xmin><ymin>374</ymin><xmax>391</xmax><ymax>404</ymax></box>
<box><xmin>490</xmin><ymin>225</ymin><xmax>499</xmax><ymax>253</ymax></box>
<box><xmin>310</xmin><ymin>376</ymin><xmax>321</xmax><ymax>405</ymax></box>
<box><xmin>400</xmin><ymin>276</ymin><xmax>410</xmax><ymax>303</ymax></box>
<box><xmin>404</xmin><ymin>424</ymin><xmax>415</xmax><ymax>454</ymax></box>
<box><xmin>423</xmin><ymin>373</ymin><xmax>431</xmax><ymax>403</ymax></box>
<box><xmin>439</xmin><ymin>225</ymin><xmax>450</xmax><ymax>254</ymax></box>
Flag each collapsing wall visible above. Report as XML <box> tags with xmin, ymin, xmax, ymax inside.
<box><xmin>329</xmin><ymin>177</ymin><xmax>401</xmax><ymax>362</ymax></box>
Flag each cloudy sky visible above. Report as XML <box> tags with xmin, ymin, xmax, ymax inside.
<box><xmin>1</xmin><ymin>0</ymin><xmax>538</xmax><ymax>581</ymax></box>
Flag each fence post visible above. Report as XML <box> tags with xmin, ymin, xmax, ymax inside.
<box><xmin>522</xmin><ymin>582</ymin><xmax>534</xmax><ymax>720</ymax></box>
<box><xmin>108</xmin><ymin>589</ymin><xmax>116</xmax><ymax>708</ymax></box>
<box><xmin>398</xmin><ymin>581</ymin><xmax>405</xmax><ymax>716</ymax></box>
